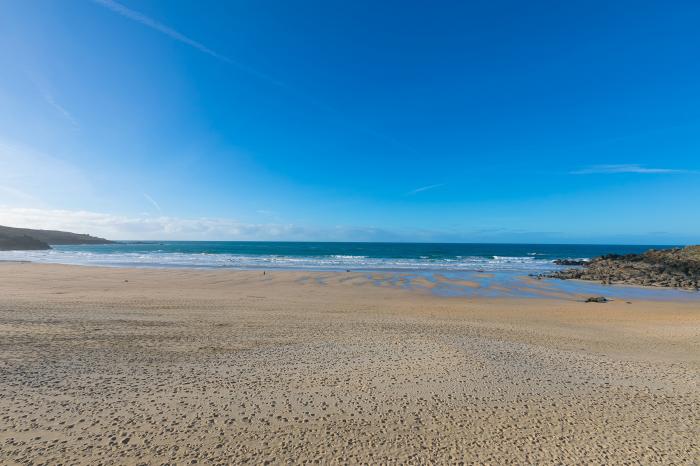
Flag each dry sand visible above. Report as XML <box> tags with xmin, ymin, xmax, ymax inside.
<box><xmin>0</xmin><ymin>263</ymin><xmax>698</xmax><ymax>464</ymax></box>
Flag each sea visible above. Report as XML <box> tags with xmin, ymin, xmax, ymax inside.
<box><xmin>0</xmin><ymin>241</ymin><xmax>674</xmax><ymax>272</ymax></box>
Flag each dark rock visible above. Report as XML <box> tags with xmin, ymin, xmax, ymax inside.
<box><xmin>585</xmin><ymin>296</ymin><xmax>608</xmax><ymax>303</ymax></box>
<box><xmin>553</xmin><ymin>259</ymin><xmax>588</xmax><ymax>266</ymax></box>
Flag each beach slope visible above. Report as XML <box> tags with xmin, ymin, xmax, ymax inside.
<box><xmin>0</xmin><ymin>263</ymin><xmax>698</xmax><ymax>464</ymax></box>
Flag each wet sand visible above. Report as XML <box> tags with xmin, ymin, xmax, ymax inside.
<box><xmin>0</xmin><ymin>263</ymin><xmax>698</xmax><ymax>464</ymax></box>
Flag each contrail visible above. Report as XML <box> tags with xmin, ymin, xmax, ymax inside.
<box><xmin>91</xmin><ymin>0</ymin><xmax>287</xmax><ymax>88</ymax></box>
<box><xmin>407</xmin><ymin>183</ymin><xmax>444</xmax><ymax>195</ymax></box>
<box><xmin>91</xmin><ymin>0</ymin><xmax>412</xmax><ymax>151</ymax></box>
<box><xmin>27</xmin><ymin>73</ymin><xmax>79</xmax><ymax>128</ymax></box>
<box><xmin>41</xmin><ymin>90</ymin><xmax>79</xmax><ymax>128</ymax></box>
<box><xmin>570</xmin><ymin>164</ymin><xmax>689</xmax><ymax>175</ymax></box>
<box><xmin>143</xmin><ymin>193</ymin><xmax>162</xmax><ymax>213</ymax></box>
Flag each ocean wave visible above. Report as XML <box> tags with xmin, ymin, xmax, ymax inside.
<box><xmin>0</xmin><ymin>249</ymin><xmax>562</xmax><ymax>273</ymax></box>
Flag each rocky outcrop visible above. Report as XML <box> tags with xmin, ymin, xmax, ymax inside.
<box><xmin>0</xmin><ymin>234</ymin><xmax>51</xmax><ymax>251</ymax></box>
<box><xmin>548</xmin><ymin>246</ymin><xmax>700</xmax><ymax>290</ymax></box>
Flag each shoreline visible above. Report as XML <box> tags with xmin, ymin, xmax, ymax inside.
<box><xmin>2</xmin><ymin>261</ymin><xmax>698</xmax><ymax>301</ymax></box>
<box><xmin>1</xmin><ymin>262</ymin><xmax>698</xmax><ymax>463</ymax></box>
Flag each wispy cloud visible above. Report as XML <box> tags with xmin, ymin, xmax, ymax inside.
<box><xmin>0</xmin><ymin>207</ymin><xmax>396</xmax><ymax>241</ymax></box>
<box><xmin>91</xmin><ymin>0</ymin><xmax>286</xmax><ymax>88</ymax></box>
<box><xmin>407</xmin><ymin>183</ymin><xmax>444</xmax><ymax>195</ymax></box>
<box><xmin>0</xmin><ymin>207</ymin><xmax>696</xmax><ymax>244</ymax></box>
<box><xmin>0</xmin><ymin>185</ymin><xmax>38</xmax><ymax>203</ymax></box>
<box><xmin>0</xmin><ymin>207</ymin><xmax>291</xmax><ymax>240</ymax></box>
<box><xmin>571</xmin><ymin>164</ymin><xmax>689</xmax><ymax>175</ymax></box>
<box><xmin>143</xmin><ymin>193</ymin><xmax>162</xmax><ymax>213</ymax></box>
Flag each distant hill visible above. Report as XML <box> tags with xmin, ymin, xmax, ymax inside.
<box><xmin>0</xmin><ymin>225</ymin><xmax>113</xmax><ymax>251</ymax></box>
<box><xmin>0</xmin><ymin>234</ymin><xmax>51</xmax><ymax>251</ymax></box>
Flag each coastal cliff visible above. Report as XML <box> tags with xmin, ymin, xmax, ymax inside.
<box><xmin>549</xmin><ymin>246</ymin><xmax>700</xmax><ymax>290</ymax></box>
<box><xmin>0</xmin><ymin>225</ymin><xmax>113</xmax><ymax>251</ymax></box>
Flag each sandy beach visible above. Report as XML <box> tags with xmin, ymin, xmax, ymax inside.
<box><xmin>0</xmin><ymin>263</ymin><xmax>698</xmax><ymax>464</ymax></box>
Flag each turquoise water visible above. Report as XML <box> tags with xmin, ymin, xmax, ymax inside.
<box><xmin>0</xmin><ymin>241</ymin><xmax>674</xmax><ymax>271</ymax></box>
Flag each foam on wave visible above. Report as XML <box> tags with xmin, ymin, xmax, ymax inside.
<box><xmin>0</xmin><ymin>248</ymin><xmax>561</xmax><ymax>272</ymax></box>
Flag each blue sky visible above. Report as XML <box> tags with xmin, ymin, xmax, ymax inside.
<box><xmin>1</xmin><ymin>0</ymin><xmax>699</xmax><ymax>243</ymax></box>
